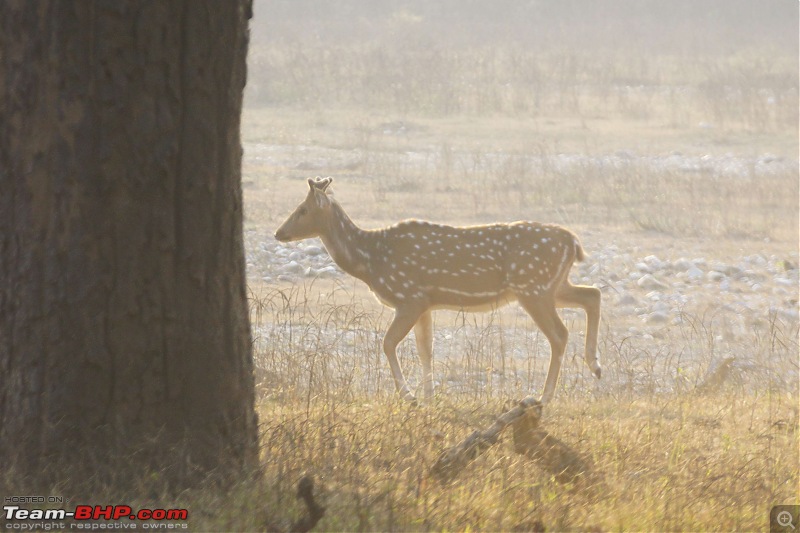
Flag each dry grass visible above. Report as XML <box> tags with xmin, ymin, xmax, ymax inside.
<box><xmin>177</xmin><ymin>285</ymin><xmax>798</xmax><ymax>532</ymax></box>
<box><xmin>246</xmin><ymin>393</ymin><xmax>797</xmax><ymax>532</ymax></box>
<box><xmin>246</xmin><ymin>39</ymin><xmax>799</xmax><ymax>133</ymax></box>
<box><xmin>2</xmin><ymin>282</ymin><xmax>796</xmax><ymax>531</ymax></box>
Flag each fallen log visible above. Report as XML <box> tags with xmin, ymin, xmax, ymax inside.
<box><xmin>431</xmin><ymin>396</ymin><xmax>593</xmax><ymax>484</ymax></box>
<box><xmin>430</xmin><ymin>397</ymin><xmax>543</xmax><ymax>482</ymax></box>
<box><xmin>512</xmin><ymin>414</ymin><xmax>592</xmax><ymax>484</ymax></box>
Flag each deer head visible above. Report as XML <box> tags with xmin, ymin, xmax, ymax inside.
<box><xmin>274</xmin><ymin>177</ymin><xmax>333</xmax><ymax>242</ymax></box>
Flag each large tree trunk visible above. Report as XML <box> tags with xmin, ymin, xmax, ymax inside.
<box><xmin>0</xmin><ymin>1</ymin><xmax>258</xmax><ymax>488</ymax></box>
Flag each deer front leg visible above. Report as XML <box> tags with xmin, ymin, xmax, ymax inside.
<box><xmin>383</xmin><ymin>307</ymin><xmax>425</xmax><ymax>402</ymax></box>
<box><xmin>518</xmin><ymin>295</ymin><xmax>568</xmax><ymax>404</ymax></box>
<box><xmin>414</xmin><ymin>310</ymin><xmax>434</xmax><ymax>401</ymax></box>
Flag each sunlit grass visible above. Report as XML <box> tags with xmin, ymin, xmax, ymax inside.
<box><xmin>166</xmin><ymin>284</ymin><xmax>798</xmax><ymax>531</ymax></box>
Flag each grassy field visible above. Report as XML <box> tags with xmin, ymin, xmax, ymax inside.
<box><xmin>234</xmin><ymin>4</ymin><xmax>799</xmax><ymax>529</ymax></box>
<box><xmin>201</xmin><ymin>392</ymin><xmax>797</xmax><ymax>531</ymax></box>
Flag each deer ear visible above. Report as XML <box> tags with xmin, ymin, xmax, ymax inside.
<box><xmin>308</xmin><ymin>176</ymin><xmax>331</xmax><ymax>191</ymax></box>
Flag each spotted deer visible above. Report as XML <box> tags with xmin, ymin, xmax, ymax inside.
<box><xmin>275</xmin><ymin>177</ymin><xmax>601</xmax><ymax>404</ymax></box>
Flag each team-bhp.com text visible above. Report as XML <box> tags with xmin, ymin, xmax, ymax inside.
<box><xmin>3</xmin><ymin>505</ymin><xmax>188</xmax><ymax>530</ymax></box>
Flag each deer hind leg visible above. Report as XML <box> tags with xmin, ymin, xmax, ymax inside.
<box><xmin>383</xmin><ymin>307</ymin><xmax>426</xmax><ymax>402</ymax></box>
<box><xmin>414</xmin><ymin>310</ymin><xmax>435</xmax><ymax>401</ymax></box>
<box><xmin>517</xmin><ymin>294</ymin><xmax>568</xmax><ymax>404</ymax></box>
<box><xmin>556</xmin><ymin>280</ymin><xmax>602</xmax><ymax>379</ymax></box>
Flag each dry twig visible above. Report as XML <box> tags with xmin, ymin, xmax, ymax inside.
<box><xmin>266</xmin><ymin>475</ymin><xmax>326</xmax><ymax>533</ymax></box>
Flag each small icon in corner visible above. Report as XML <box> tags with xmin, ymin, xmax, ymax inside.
<box><xmin>772</xmin><ymin>505</ymin><xmax>799</xmax><ymax>533</ymax></box>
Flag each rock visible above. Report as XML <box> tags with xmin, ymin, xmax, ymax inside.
<box><xmin>284</xmin><ymin>261</ymin><xmax>304</xmax><ymax>274</ymax></box>
<box><xmin>637</xmin><ymin>274</ymin><xmax>669</xmax><ymax>291</ymax></box>
<box><xmin>686</xmin><ymin>266</ymin><xmax>704</xmax><ymax>281</ymax></box>
<box><xmin>652</xmin><ymin>301</ymin><xmax>670</xmax><ymax>313</ymax></box>
<box><xmin>707</xmin><ymin>271</ymin><xmax>725</xmax><ymax>282</ymax></box>
<box><xmin>731</xmin><ymin>266</ymin><xmax>747</xmax><ymax>279</ymax></box>
<box><xmin>617</xmin><ymin>293</ymin><xmax>638</xmax><ymax>306</ymax></box>
<box><xmin>673</xmin><ymin>258</ymin><xmax>693</xmax><ymax>271</ymax></box>
<box><xmin>723</xmin><ymin>265</ymin><xmax>743</xmax><ymax>277</ymax></box>
<box><xmin>772</xmin><ymin>307</ymin><xmax>799</xmax><ymax>321</ymax></box>
<box><xmin>317</xmin><ymin>266</ymin><xmax>339</xmax><ymax>278</ymax></box>
<box><xmin>742</xmin><ymin>269</ymin><xmax>766</xmax><ymax>281</ymax></box>
<box><xmin>644</xmin><ymin>255</ymin><xmax>665</xmax><ymax>270</ymax></box>
<box><xmin>304</xmin><ymin>245</ymin><xmax>324</xmax><ymax>256</ymax></box>
<box><xmin>644</xmin><ymin>312</ymin><xmax>669</xmax><ymax>323</ymax></box>
<box><xmin>709</xmin><ymin>262</ymin><xmax>741</xmax><ymax>277</ymax></box>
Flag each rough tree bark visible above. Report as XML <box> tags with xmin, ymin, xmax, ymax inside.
<box><xmin>0</xmin><ymin>0</ymin><xmax>258</xmax><ymax>488</ymax></box>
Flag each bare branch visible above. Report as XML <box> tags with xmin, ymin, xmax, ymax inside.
<box><xmin>290</xmin><ymin>476</ymin><xmax>326</xmax><ymax>533</ymax></box>
<box><xmin>266</xmin><ymin>475</ymin><xmax>326</xmax><ymax>533</ymax></box>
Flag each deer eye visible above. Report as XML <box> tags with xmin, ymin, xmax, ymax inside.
<box><xmin>298</xmin><ymin>207</ymin><xmax>308</xmax><ymax>216</ymax></box>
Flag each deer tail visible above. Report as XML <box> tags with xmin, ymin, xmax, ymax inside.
<box><xmin>573</xmin><ymin>236</ymin><xmax>586</xmax><ymax>262</ymax></box>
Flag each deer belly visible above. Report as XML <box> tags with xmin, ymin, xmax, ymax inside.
<box><xmin>430</xmin><ymin>288</ymin><xmax>517</xmax><ymax>312</ymax></box>
<box><xmin>368</xmin><ymin>277</ymin><xmax>516</xmax><ymax>312</ymax></box>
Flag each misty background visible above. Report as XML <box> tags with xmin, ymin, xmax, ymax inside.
<box><xmin>246</xmin><ymin>0</ymin><xmax>798</xmax><ymax>128</ymax></box>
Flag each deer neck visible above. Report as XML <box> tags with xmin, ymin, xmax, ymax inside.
<box><xmin>319</xmin><ymin>201</ymin><xmax>373</xmax><ymax>280</ymax></box>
